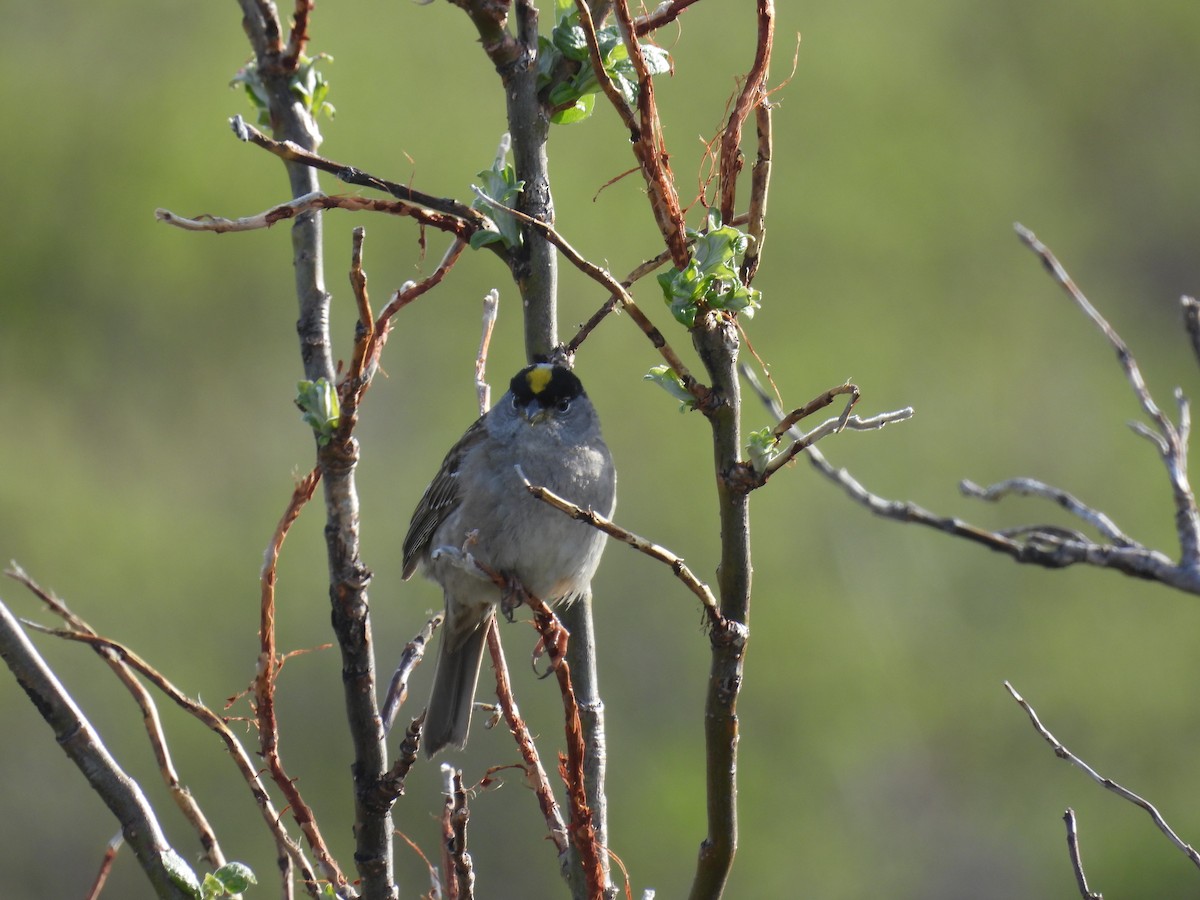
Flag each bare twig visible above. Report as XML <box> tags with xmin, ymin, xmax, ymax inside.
<box><xmin>230</xmin><ymin>116</ymin><xmax>488</xmax><ymax>229</ymax></box>
<box><xmin>380</xmin><ymin>613</ymin><xmax>443</xmax><ymax>736</ymax></box>
<box><xmin>281</xmin><ymin>0</ymin><xmax>313</xmax><ymax>70</ymax></box>
<box><xmin>476</xmin><ymin>290</ymin><xmax>500</xmax><ymax>414</ymax></box>
<box><xmin>1182</xmin><ymin>295</ymin><xmax>1200</xmax><ymax>372</ymax></box>
<box><xmin>84</xmin><ymin>833</ymin><xmax>124</xmax><ymax>900</ymax></box>
<box><xmin>0</xmin><ymin>598</ymin><xmax>196</xmax><ymax>899</ymax></box>
<box><xmin>524</xmin><ymin>597</ymin><xmax>606</xmax><ymax>899</ymax></box>
<box><xmin>1064</xmin><ymin>809</ymin><xmax>1103</xmax><ymax>900</ymax></box>
<box><xmin>471</xmin><ymin>185</ymin><xmax>710</xmax><ymax>408</ymax></box>
<box><xmin>256</xmin><ymin>470</ymin><xmax>348</xmax><ymax>895</ymax></box>
<box><xmin>18</xmin><ymin>617</ymin><xmax>325</xmax><ymax>894</ymax></box>
<box><xmin>741</xmin><ymin>288</ymin><xmax>1200</xmax><ymax>591</ymax></box>
<box><xmin>741</xmin><ymin>96</ymin><xmax>773</xmax><ymax>285</ymax></box>
<box><xmin>441</xmin><ymin>766</ymin><xmax>475</xmax><ymax>900</ymax></box>
<box><xmin>632</xmin><ymin>0</ymin><xmax>703</xmax><ymax>35</ymax></box>
<box><xmin>485</xmin><ymin>622</ymin><xmax>571</xmax><ymax>859</ymax></box>
<box><xmin>156</xmin><ymin>190</ymin><xmax>481</xmax><ymax>242</ymax></box>
<box><xmin>1015</xmin><ymin>223</ymin><xmax>1200</xmax><ymax>566</ymax></box>
<box><xmin>517</xmin><ymin>468</ymin><xmax>724</xmax><ymax>630</ymax></box>
<box><xmin>960</xmin><ymin>478</ymin><xmax>1139</xmax><ymax>548</ymax></box>
<box><xmin>7</xmin><ymin>564</ymin><xmax>227</xmax><ymax>871</ymax></box>
<box><xmin>1005</xmin><ymin>681</ymin><xmax>1200</xmax><ymax>873</ymax></box>
<box><xmin>717</xmin><ymin>0</ymin><xmax>773</xmax><ymax>226</ymax></box>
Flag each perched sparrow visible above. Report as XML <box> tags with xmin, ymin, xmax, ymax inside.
<box><xmin>403</xmin><ymin>363</ymin><xmax>617</xmax><ymax>756</ymax></box>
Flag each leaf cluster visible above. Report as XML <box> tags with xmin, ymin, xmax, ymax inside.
<box><xmin>232</xmin><ymin>53</ymin><xmax>335</xmax><ymax>127</ymax></box>
<box><xmin>657</xmin><ymin>211</ymin><xmax>762</xmax><ymax>328</ymax></box>
<box><xmin>538</xmin><ymin>0</ymin><xmax>671</xmax><ymax>125</ymax></box>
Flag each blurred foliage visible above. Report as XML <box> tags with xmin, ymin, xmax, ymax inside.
<box><xmin>3</xmin><ymin>1</ymin><xmax>1200</xmax><ymax>898</ymax></box>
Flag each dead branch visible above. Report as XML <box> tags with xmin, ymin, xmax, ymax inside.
<box><xmin>1006</xmin><ymin>681</ymin><xmax>1200</xmax><ymax>874</ymax></box>
<box><xmin>790</xmin><ymin>226</ymin><xmax>1200</xmax><ymax>593</ymax></box>
<box><xmin>1064</xmin><ymin>809</ymin><xmax>1104</xmax><ymax>900</ymax></box>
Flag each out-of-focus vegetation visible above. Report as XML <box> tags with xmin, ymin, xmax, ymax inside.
<box><xmin>3</xmin><ymin>2</ymin><xmax>1200</xmax><ymax>897</ymax></box>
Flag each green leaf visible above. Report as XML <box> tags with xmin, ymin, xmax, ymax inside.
<box><xmin>296</xmin><ymin>377</ymin><xmax>340</xmax><ymax>446</ymax></box>
<box><xmin>644</xmin><ymin>365</ymin><xmax>696</xmax><ymax>412</ymax></box>
<box><xmin>746</xmin><ymin>427</ymin><xmax>780</xmax><ymax>474</ymax></box>
<box><xmin>656</xmin><ymin>213</ymin><xmax>762</xmax><ymax>327</ymax></box>
<box><xmin>470</xmin><ymin>155</ymin><xmax>525</xmax><ymax>250</ymax></box>
<box><xmin>550</xmin><ymin>93</ymin><xmax>595</xmax><ymax>125</ymax></box>
<box><xmin>208</xmin><ymin>862</ymin><xmax>257</xmax><ymax>896</ymax></box>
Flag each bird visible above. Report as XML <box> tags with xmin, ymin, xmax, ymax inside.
<box><xmin>402</xmin><ymin>362</ymin><xmax>616</xmax><ymax>756</ymax></box>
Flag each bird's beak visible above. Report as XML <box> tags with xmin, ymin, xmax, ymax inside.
<box><xmin>520</xmin><ymin>401</ymin><xmax>549</xmax><ymax>425</ymax></box>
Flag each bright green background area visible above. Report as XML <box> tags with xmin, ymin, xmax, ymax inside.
<box><xmin>4</xmin><ymin>2</ymin><xmax>1200</xmax><ymax>897</ymax></box>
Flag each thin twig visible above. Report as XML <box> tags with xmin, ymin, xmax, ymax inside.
<box><xmin>380</xmin><ymin>613</ymin><xmax>442</xmax><ymax>736</ymax></box>
<box><xmin>0</xmin><ymin>599</ymin><xmax>195</xmax><ymax>899</ymax></box>
<box><xmin>471</xmin><ymin>186</ymin><xmax>710</xmax><ymax>408</ymax></box>
<box><xmin>1064</xmin><ymin>809</ymin><xmax>1103</xmax><ymax>900</ymax></box>
<box><xmin>517</xmin><ymin>468</ymin><xmax>724</xmax><ymax>630</ymax></box>
<box><xmin>960</xmin><ymin>478</ymin><xmax>1139</xmax><ymax>548</ymax></box>
<box><xmin>523</xmin><ymin>597</ymin><xmax>606</xmax><ymax>899</ymax></box>
<box><xmin>6</xmin><ymin>564</ymin><xmax>228</xmax><ymax>872</ymax></box>
<box><xmin>632</xmin><ymin>0</ymin><xmax>703</xmax><ymax>34</ymax></box>
<box><xmin>485</xmin><ymin>622</ymin><xmax>570</xmax><ymax>858</ymax></box>
<box><xmin>230</xmin><ymin>116</ymin><xmax>488</xmax><ymax>228</ymax></box>
<box><xmin>441</xmin><ymin>766</ymin><xmax>475</xmax><ymax>900</ymax></box>
<box><xmin>717</xmin><ymin>0</ymin><xmax>774</xmax><ymax>226</ymax></box>
<box><xmin>256</xmin><ymin>470</ymin><xmax>347</xmax><ymax>894</ymax></box>
<box><xmin>476</xmin><ymin>290</ymin><xmax>499</xmax><ymax>415</ymax></box>
<box><xmin>1005</xmin><ymin>681</ymin><xmax>1200</xmax><ymax>873</ymax></box>
<box><xmin>1015</xmin><ymin>223</ymin><xmax>1200</xmax><ymax>566</ymax></box>
<box><xmin>7</xmin><ymin>591</ymin><xmax>324</xmax><ymax>894</ymax></box>
<box><xmin>84</xmin><ymin>833</ymin><xmax>124</xmax><ymax>900</ymax></box>
<box><xmin>156</xmin><ymin>190</ymin><xmax>480</xmax><ymax>242</ymax></box>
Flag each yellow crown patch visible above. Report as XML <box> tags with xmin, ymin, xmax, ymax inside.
<box><xmin>525</xmin><ymin>365</ymin><xmax>553</xmax><ymax>395</ymax></box>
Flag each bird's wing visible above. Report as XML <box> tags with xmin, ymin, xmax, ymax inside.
<box><xmin>401</xmin><ymin>416</ymin><xmax>488</xmax><ymax>579</ymax></box>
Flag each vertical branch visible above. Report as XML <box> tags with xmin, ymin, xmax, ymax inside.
<box><xmin>238</xmin><ymin>3</ymin><xmax>393</xmax><ymax>897</ymax></box>
<box><xmin>689</xmin><ymin>314</ymin><xmax>752</xmax><ymax>900</ymax></box>
<box><xmin>687</xmin><ymin>6</ymin><xmax>773</xmax><ymax>896</ymax></box>
<box><xmin>508</xmin><ymin>0</ymin><xmax>559</xmax><ymax>360</ymax></box>
<box><xmin>717</xmin><ymin>0</ymin><xmax>774</xmax><ymax>225</ymax></box>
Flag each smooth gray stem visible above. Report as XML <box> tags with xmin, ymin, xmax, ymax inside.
<box><xmin>0</xmin><ymin>600</ymin><xmax>195</xmax><ymax>899</ymax></box>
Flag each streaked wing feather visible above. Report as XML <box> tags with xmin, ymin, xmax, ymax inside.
<box><xmin>401</xmin><ymin>417</ymin><xmax>488</xmax><ymax>578</ymax></box>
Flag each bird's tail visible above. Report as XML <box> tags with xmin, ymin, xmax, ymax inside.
<box><xmin>423</xmin><ymin>616</ymin><xmax>491</xmax><ymax>757</ymax></box>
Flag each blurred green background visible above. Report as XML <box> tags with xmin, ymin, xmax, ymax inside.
<box><xmin>4</xmin><ymin>1</ymin><xmax>1200</xmax><ymax>897</ymax></box>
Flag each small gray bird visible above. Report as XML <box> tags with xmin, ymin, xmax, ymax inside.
<box><xmin>402</xmin><ymin>363</ymin><xmax>616</xmax><ymax>756</ymax></box>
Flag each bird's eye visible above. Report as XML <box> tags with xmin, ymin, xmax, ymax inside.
<box><xmin>556</xmin><ymin>398</ymin><xmax>571</xmax><ymax>413</ymax></box>
<box><xmin>510</xmin><ymin>394</ymin><xmax>520</xmax><ymax>410</ymax></box>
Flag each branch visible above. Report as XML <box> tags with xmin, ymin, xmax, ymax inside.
<box><xmin>517</xmin><ymin>468</ymin><xmax>724</xmax><ymax>631</ymax></box>
<box><xmin>230</xmin><ymin>116</ymin><xmax>488</xmax><ymax>230</ymax></box>
<box><xmin>156</xmin><ymin>190</ymin><xmax>482</xmax><ymax>242</ymax></box>
<box><xmin>257</xmin><ymin>470</ymin><xmax>349</xmax><ymax>895</ymax></box>
<box><xmin>7</xmin><ymin>565</ymin><xmax>226</xmax><ymax>872</ymax></box>
<box><xmin>741</xmin><ymin>224</ymin><xmax>1200</xmax><ymax>593</ymax></box>
<box><xmin>717</xmin><ymin>0</ymin><xmax>774</xmax><ymax>226</ymax></box>
<box><xmin>524</xmin><ymin>598</ymin><xmax>606</xmax><ymax>900</ymax></box>
<box><xmin>234</xmin><ymin>8</ymin><xmax>396</xmax><ymax>893</ymax></box>
<box><xmin>380</xmin><ymin>612</ymin><xmax>442</xmax><ymax>736</ymax></box>
<box><xmin>1063</xmin><ymin>809</ymin><xmax>1104</xmax><ymax>900</ymax></box>
<box><xmin>0</xmin><ymin>597</ymin><xmax>196</xmax><ymax>899</ymax></box>
<box><xmin>575</xmin><ymin>0</ymin><xmax>688</xmax><ymax>266</ymax></box>
<box><xmin>471</xmin><ymin>186</ymin><xmax>710</xmax><ymax>407</ymax></box>
<box><xmin>1015</xmin><ymin>223</ymin><xmax>1200</xmax><ymax>566</ymax></box>
<box><xmin>1006</xmin><ymin>681</ymin><xmax>1200</xmax><ymax>874</ymax></box>
<box><xmin>485</xmin><ymin>623</ymin><xmax>570</xmax><ymax>860</ymax></box>
<box><xmin>632</xmin><ymin>0</ymin><xmax>703</xmax><ymax>35</ymax></box>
